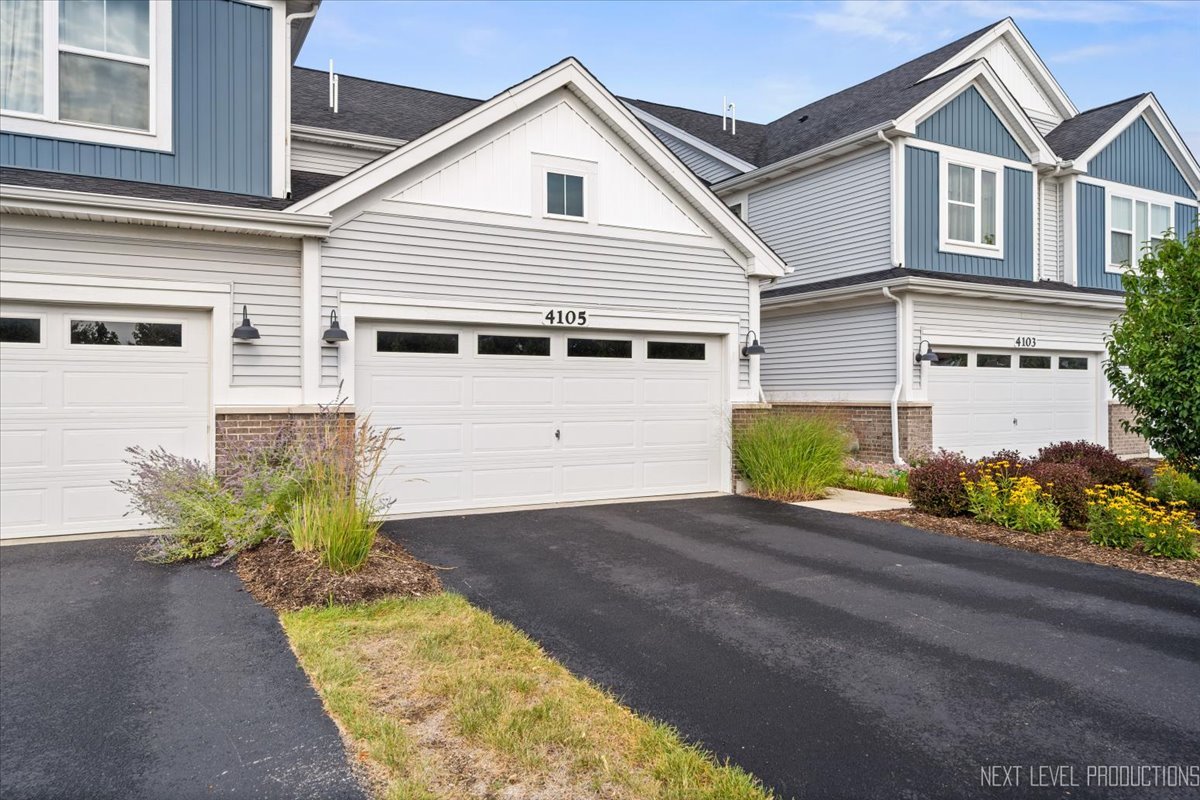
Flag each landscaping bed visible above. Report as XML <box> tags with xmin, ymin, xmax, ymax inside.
<box><xmin>862</xmin><ymin>508</ymin><xmax>1200</xmax><ymax>585</ymax></box>
<box><xmin>238</xmin><ymin>536</ymin><xmax>442</xmax><ymax>612</ymax></box>
<box><xmin>282</xmin><ymin>594</ymin><xmax>774</xmax><ymax>800</ymax></box>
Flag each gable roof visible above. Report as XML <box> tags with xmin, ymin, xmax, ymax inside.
<box><xmin>291</xmin><ymin>66</ymin><xmax>483</xmax><ymax>141</ymax></box>
<box><xmin>1045</xmin><ymin>94</ymin><xmax>1147</xmax><ymax>161</ymax></box>
<box><xmin>290</xmin><ymin>57</ymin><xmax>786</xmax><ymax>277</ymax></box>
<box><xmin>620</xmin><ymin>98</ymin><xmax>767</xmax><ymax>165</ymax></box>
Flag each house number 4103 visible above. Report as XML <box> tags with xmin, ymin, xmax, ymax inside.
<box><xmin>1014</xmin><ymin>336</ymin><xmax>1037</xmax><ymax>347</ymax></box>
<box><xmin>543</xmin><ymin>309</ymin><xmax>589</xmax><ymax>326</ymax></box>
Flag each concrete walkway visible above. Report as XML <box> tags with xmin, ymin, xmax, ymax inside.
<box><xmin>793</xmin><ymin>487</ymin><xmax>911</xmax><ymax>513</ymax></box>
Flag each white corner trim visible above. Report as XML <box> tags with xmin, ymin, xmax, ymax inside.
<box><xmin>1062</xmin><ymin>174</ymin><xmax>1079</xmax><ymax>285</ymax></box>
<box><xmin>0</xmin><ymin>184</ymin><xmax>331</xmax><ymax>238</ymax></box>
<box><xmin>1073</xmin><ymin>95</ymin><xmax>1200</xmax><ymax>197</ymax></box>
<box><xmin>626</xmin><ymin>104</ymin><xmax>757</xmax><ymax>172</ymax></box>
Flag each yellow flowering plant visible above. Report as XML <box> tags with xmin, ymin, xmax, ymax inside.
<box><xmin>1085</xmin><ymin>484</ymin><xmax>1198</xmax><ymax>559</ymax></box>
<box><xmin>961</xmin><ymin>460</ymin><xmax>1061</xmax><ymax>534</ymax></box>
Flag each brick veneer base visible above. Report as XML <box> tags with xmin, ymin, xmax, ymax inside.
<box><xmin>731</xmin><ymin>402</ymin><xmax>934</xmax><ymax>468</ymax></box>
<box><xmin>215</xmin><ymin>411</ymin><xmax>356</xmax><ymax>476</ymax></box>
<box><xmin>1107</xmin><ymin>403</ymin><xmax>1152</xmax><ymax>457</ymax></box>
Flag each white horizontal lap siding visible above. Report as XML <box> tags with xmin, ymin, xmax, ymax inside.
<box><xmin>0</xmin><ymin>218</ymin><xmax>302</xmax><ymax>387</ymax></box>
<box><xmin>291</xmin><ymin>138</ymin><xmax>390</xmax><ymax>176</ymax></box>
<box><xmin>649</xmin><ymin>127</ymin><xmax>742</xmax><ymax>184</ymax></box>
<box><xmin>761</xmin><ymin>300</ymin><xmax>896</xmax><ymax>398</ymax></box>
<box><xmin>1039</xmin><ymin>177</ymin><xmax>1063</xmax><ymax>282</ymax></box>
<box><xmin>748</xmin><ymin>147</ymin><xmax>891</xmax><ymax>288</ymax></box>
<box><xmin>320</xmin><ymin>214</ymin><xmax>751</xmax><ymax>388</ymax></box>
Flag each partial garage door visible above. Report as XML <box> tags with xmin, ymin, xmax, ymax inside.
<box><xmin>1</xmin><ymin>304</ymin><xmax>210</xmax><ymax>539</ymax></box>
<box><xmin>356</xmin><ymin>322</ymin><xmax>725</xmax><ymax>514</ymax></box>
<box><xmin>928</xmin><ymin>348</ymin><xmax>1097</xmax><ymax>459</ymax></box>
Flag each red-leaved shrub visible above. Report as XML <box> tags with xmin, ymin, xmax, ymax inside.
<box><xmin>908</xmin><ymin>450</ymin><xmax>976</xmax><ymax>516</ymax></box>
<box><xmin>1026</xmin><ymin>461</ymin><xmax>1092</xmax><ymax>529</ymax></box>
<box><xmin>1036</xmin><ymin>440</ymin><xmax>1146</xmax><ymax>490</ymax></box>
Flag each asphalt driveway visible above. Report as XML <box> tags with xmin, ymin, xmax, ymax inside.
<box><xmin>0</xmin><ymin>539</ymin><xmax>365</xmax><ymax>800</ymax></box>
<box><xmin>391</xmin><ymin>495</ymin><xmax>1200</xmax><ymax>800</ymax></box>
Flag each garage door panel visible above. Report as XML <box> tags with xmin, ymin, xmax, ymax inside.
<box><xmin>0</xmin><ymin>371</ymin><xmax>49</xmax><ymax>407</ymax></box>
<box><xmin>0</xmin><ymin>489</ymin><xmax>47</xmax><ymax>527</ymax></box>
<box><xmin>382</xmin><ymin>470</ymin><xmax>465</xmax><ymax>508</ymax></box>
<box><xmin>562</xmin><ymin>377</ymin><xmax>636</xmax><ymax>406</ymax></box>
<box><xmin>1</xmin><ymin>431</ymin><xmax>48</xmax><ymax>468</ymax></box>
<box><xmin>559</xmin><ymin>420</ymin><xmax>637</xmax><ymax>450</ymax></box>
<box><xmin>644</xmin><ymin>378</ymin><xmax>712</xmax><ymax>405</ymax></box>
<box><xmin>60</xmin><ymin>426</ymin><xmax>194</xmax><ymax>467</ymax></box>
<box><xmin>369</xmin><ymin>375</ymin><xmax>464</xmax><ymax>408</ymax></box>
<box><xmin>473</xmin><ymin>421</ymin><xmax>555</xmax><ymax>453</ymax></box>
<box><xmin>62</xmin><ymin>484</ymin><xmax>142</xmax><ymax>525</ymax></box>
<box><xmin>643</xmin><ymin>419</ymin><xmax>710</xmax><ymax>447</ymax></box>
<box><xmin>473</xmin><ymin>466</ymin><xmax>555</xmax><ymax>500</ymax></box>
<box><xmin>645</xmin><ymin>458</ymin><xmax>712</xmax><ymax>490</ymax></box>
<box><xmin>62</xmin><ymin>370</ymin><xmax>197</xmax><ymax>408</ymax></box>
<box><xmin>472</xmin><ymin>376</ymin><xmax>554</xmax><ymax>406</ymax></box>
<box><xmin>396</xmin><ymin>423</ymin><xmax>464</xmax><ymax>456</ymax></box>
<box><xmin>562</xmin><ymin>462</ymin><xmax>637</xmax><ymax>494</ymax></box>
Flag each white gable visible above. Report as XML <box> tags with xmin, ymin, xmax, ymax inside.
<box><xmin>392</xmin><ymin>92</ymin><xmax>705</xmax><ymax>237</ymax></box>
<box><xmin>976</xmin><ymin>37</ymin><xmax>1058</xmax><ymax>126</ymax></box>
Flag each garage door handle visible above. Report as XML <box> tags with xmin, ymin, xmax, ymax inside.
<box><xmin>555</xmin><ymin>429</ymin><xmax>561</xmax><ymax>440</ymax></box>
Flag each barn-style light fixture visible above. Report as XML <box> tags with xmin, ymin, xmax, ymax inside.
<box><xmin>232</xmin><ymin>305</ymin><xmax>260</xmax><ymax>340</ymax></box>
<box><xmin>915</xmin><ymin>339</ymin><xmax>939</xmax><ymax>364</ymax></box>
<box><xmin>322</xmin><ymin>309</ymin><xmax>348</xmax><ymax>344</ymax></box>
<box><xmin>741</xmin><ymin>330</ymin><xmax>766</xmax><ymax>357</ymax></box>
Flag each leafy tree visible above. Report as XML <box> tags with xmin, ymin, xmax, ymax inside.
<box><xmin>1105</xmin><ymin>225</ymin><xmax>1200</xmax><ymax>476</ymax></box>
<box><xmin>70</xmin><ymin>321</ymin><xmax>121</xmax><ymax>345</ymax></box>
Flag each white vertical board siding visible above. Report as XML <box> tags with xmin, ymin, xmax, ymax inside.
<box><xmin>1038</xmin><ymin>177</ymin><xmax>1063</xmax><ymax>282</ymax></box>
<box><xmin>760</xmin><ymin>300</ymin><xmax>896</xmax><ymax>399</ymax></box>
<box><xmin>0</xmin><ymin>217</ymin><xmax>302</xmax><ymax>386</ymax></box>
<box><xmin>748</xmin><ymin>147</ymin><xmax>891</xmax><ymax>288</ymax></box>
<box><xmin>320</xmin><ymin>213</ymin><xmax>752</xmax><ymax>389</ymax></box>
<box><xmin>291</xmin><ymin>138</ymin><xmax>393</xmax><ymax>176</ymax></box>
<box><xmin>974</xmin><ymin>39</ymin><xmax>1060</xmax><ymax>124</ymax></box>
<box><xmin>646</xmin><ymin>126</ymin><xmax>743</xmax><ymax>184</ymax></box>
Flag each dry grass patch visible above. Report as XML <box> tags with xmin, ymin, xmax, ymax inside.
<box><xmin>281</xmin><ymin>593</ymin><xmax>775</xmax><ymax>800</ymax></box>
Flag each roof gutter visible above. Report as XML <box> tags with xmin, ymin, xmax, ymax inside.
<box><xmin>284</xmin><ymin>3</ymin><xmax>321</xmax><ymax>197</ymax></box>
<box><xmin>711</xmin><ymin>122</ymin><xmax>899</xmax><ymax>195</ymax></box>
<box><xmin>0</xmin><ymin>184</ymin><xmax>332</xmax><ymax>238</ymax></box>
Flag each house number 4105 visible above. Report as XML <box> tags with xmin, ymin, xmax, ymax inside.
<box><xmin>542</xmin><ymin>309</ymin><xmax>589</xmax><ymax>326</ymax></box>
<box><xmin>1014</xmin><ymin>336</ymin><xmax>1037</xmax><ymax>347</ymax></box>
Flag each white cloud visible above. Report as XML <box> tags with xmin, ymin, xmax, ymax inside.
<box><xmin>802</xmin><ymin>1</ymin><xmax>922</xmax><ymax>44</ymax></box>
<box><xmin>1049</xmin><ymin>42</ymin><xmax>1122</xmax><ymax>63</ymax></box>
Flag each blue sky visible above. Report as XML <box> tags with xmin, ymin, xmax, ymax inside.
<box><xmin>298</xmin><ymin>1</ymin><xmax>1200</xmax><ymax>155</ymax></box>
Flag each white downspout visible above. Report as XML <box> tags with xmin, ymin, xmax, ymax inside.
<box><xmin>283</xmin><ymin>5</ymin><xmax>320</xmax><ymax>198</ymax></box>
<box><xmin>881</xmin><ymin>286</ymin><xmax>906</xmax><ymax>466</ymax></box>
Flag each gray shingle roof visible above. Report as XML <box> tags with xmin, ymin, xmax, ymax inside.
<box><xmin>1044</xmin><ymin>94</ymin><xmax>1147</xmax><ymax>160</ymax></box>
<box><xmin>291</xmin><ymin>66</ymin><xmax>483</xmax><ymax>141</ymax></box>
<box><xmin>762</xmin><ymin>267</ymin><xmax>1124</xmax><ymax>299</ymax></box>
<box><xmin>0</xmin><ymin>167</ymin><xmax>296</xmax><ymax>209</ymax></box>
<box><xmin>621</xmin><ymin>98</ymin><xmax>768</xmax><ymax>165</ymax></box>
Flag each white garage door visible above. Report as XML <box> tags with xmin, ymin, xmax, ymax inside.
<box><xmin>1</xmin><ymin>304</ymin><xmax>210</xmax><ymax>539</ymax></box>
<box><xmin>356</xmin><ymin>322</ymin><xmax>726</xmax><ymax>515</ymax></box>
<box><xmin>929</xmin><ymin>348</ymin><xmax>1097</xmax><ymax>460</ymax></box>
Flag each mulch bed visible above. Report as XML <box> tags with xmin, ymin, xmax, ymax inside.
<box><xmin>237</xmin><ymin>536</ymin><xmax>444</xmax><ymax>612</ymax></box>
<box><xmin>860</xmin><ymin>509</ymin><xmax>1200</xmax><ymax>585</ymax></box>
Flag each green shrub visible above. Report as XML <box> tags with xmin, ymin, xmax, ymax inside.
<box><xmin>1153</xmin><ymin>463</ymin><xmax>1200</xmax><ymax>511</ymax></box>
<box><xmin>962</xmin><ymin>461</ymin><xmax>1061</xmax><ymax>533</ymax></box>
<box><xmin>1026</xmin><ymin>462</ymin><xmax>1092</xmax><ymax>529</ymax></box>
<box><xmin>908</xmin><ymin>451</ymin><xmax>975</xmax><ymax>516</ymax></box>
<box><xmin>735</xmin><ymin>416</ymin><xmax>848</xmax><ymax>501</ymax></box>
<box><xmin>839</xmin><ymin>468</ymin><xmax>909</xmax><ymax>497</ymax></box>
<box><xmin>1086</xmin><ymin>484</ymin><xmax>1198</xmax><ymax>558</ymax></box>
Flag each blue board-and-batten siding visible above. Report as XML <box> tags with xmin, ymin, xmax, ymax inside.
<box><xmin>904</xmin><ymin>145</ymin><xmax>1033</xmax><ymax>279</ymax></box>
<box><xmin>1177</xmin><ymin>203</ymin><xmax>1198</xmax><ymax>240</ymax></box>
<box><xmin>1089</xmin><ymin>117</ymin><xmax>1192</xmax><ymax>199</ymax></box>
<box><xmin>915</xmin><ymin>86</ymin><xmax>1026</xmax><ymax>161</ymax></box>
<box><xmin>0</xmin><ymin>0</ymin><xmax>272</xmax><ymax>197</ymax></box>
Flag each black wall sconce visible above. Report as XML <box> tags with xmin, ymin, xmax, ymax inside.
<box><xmin>742</xmin><ymin>330</ymin><xmax>766</xmax><ymax>357</ymax></box>
<box><xmin>232</xmin><ymin>305</ymin><xmax>260</xmax><ymax>340</ymax></box>
<box><xmin>915</xmin><ymin>339</ymin><xmax>939</xmax><ymax>364</ymax></box>
<box><xmin>322</xmin><ymin>309</ymin><xmax>349</xmax><ymax>344</ymax></box>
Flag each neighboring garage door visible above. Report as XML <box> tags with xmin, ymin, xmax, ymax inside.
<box><xmin>356</xmin><ymin>321</ymin><xmax>725</xmax><ymax>514</ymax></box>
<box><xmin>0</xmin><ymin>304</ymin><xmax>210</xmax><ymax>539</ymax></box>
<box><xmin>928</xmin><ymin>348</ymin><xmax>1097</xmax><ymax>459</ymax></box>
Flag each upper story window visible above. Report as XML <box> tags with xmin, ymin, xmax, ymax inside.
<box><xmin>1108</xmin><ymin>192</ymin><xmax>1172</xmax><ymax>272</ymax></box>
<box><xmin>940</xmin><ymin>156</ymin><xmax>1003</xmax><ymax>257</ymax></box>
<box><xmin>546</xmin><ymin>171</ymin><xmax>584</xmax><ymax>218</ymax></box>
<box><xmin>0</xmin><ymin>0</ymin><xmax>171</xmax><ymax>150</ymax></box>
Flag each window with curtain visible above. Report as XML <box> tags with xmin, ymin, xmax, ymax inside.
<box><xmin>944</xmin><ymin>160</ymin><xmax>1001</xmax><ymax>250</ymax></box>
<box><xmin>0</xmin><ymin>0</ymin><xmax>43</xmax><ymax>114</ymax></box>
<box><xmin>1109</xmin><ymin>192</ymin><xmax>1172</xmax><ymax>271</ymax></box>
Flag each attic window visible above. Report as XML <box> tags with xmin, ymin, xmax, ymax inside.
<box><xmin>546</xmin><ymin>172</ymin><xmax>584</xmax><ymax>218</ymax></box>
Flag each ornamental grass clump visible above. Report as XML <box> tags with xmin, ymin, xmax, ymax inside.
<box><xmin>961</xmin><ymin>460</ymin><xmax>1061</xmax><ymax>534</ymax></box>
<box><xmin>735</xmin><ymin>416</ymin><xmax>848</xmax><ymax>501</ymax></box>
<box><xmin>1085</xmin><ymin>484</ymin><xmax>1198</xmax><ymax>559</ymax></box>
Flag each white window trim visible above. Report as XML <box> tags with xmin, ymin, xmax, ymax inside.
<box><xmin>0</xmin><ymin>0</ymin><xmax>173</xmax><ymax>152</ymax></box>
<box><xmin>1102</xmin><ymin>184</ymin><xmax>1177</xmax><ymax>274</ymax></box>
<box><xmin>531</xmin><ymin>152</ymin><xmax>598</xmax><ymax>228</ymax></box>
<box><xmin>938</xmin><ymin>151</ymin><xmax>1006</xmax><ymax>259</ymax></box>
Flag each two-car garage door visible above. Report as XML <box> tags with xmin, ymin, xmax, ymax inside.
<box><xmin>928</xmin><ymin>347</ymin><xmax>1097</xmax><ymax>459</ymax></box>
<box><xmin>356</xmin><ymin>321</ymin><xmax>726</xmax><ymax>514</ymax></box>
<box><xmin>1</xmin><ymin>303</ymin><xmax>210</xmax><ymax>539</ymax></box>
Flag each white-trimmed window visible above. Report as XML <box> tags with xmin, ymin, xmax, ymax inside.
<box><xmin>546</xmin><ymin>172</ymin><xmax>584</xmax><ymax>218</ymax></box>
<box><xmin>940</xmin><ymin>156</ymin><xmax>1003</xmax><ymax>256</ymax></box>
<box><xmin>1108</xmin><ymin>191</ymin><xmax>1173</xmax><ymax>272</ymax></box>
<box><xmin>0</xmin><ymin>0</ymin><xmax>171</xmax><ymax>150</ymax></box>
<box><xmin>533</xmin><ymin>153</ymin><xmax>597</xmax><ymax>225</ymax></box>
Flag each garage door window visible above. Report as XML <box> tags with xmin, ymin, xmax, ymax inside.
<box><xmin>1019</xmin><ymin>355</ymin><xmax>1050</xmax><ymax>369</ymax></box>
<box><xmin>0</xmin><ymin>317</ymin><xmax>41</xmax><ymax>344</ymax></box>
<box><xmin>567</xmin><ymin>337</ymin><xmax>632</xmax><ymax>358</ymax></box>
<box><xmin>478</xmin><ymin>334</ymin><xmax>550</xmax><ymax>356</ymax></box>
<box><xmin>648</xmin><ymin>341</ymin><xmax>705</xmax><ymax>360</ymax></box>
<box><xmin>931</xmin><ymin>352</ymin><xmax>967</xmax><ymax>367</ymax></box>
<box><xmin>69</xmin><ymin>319</ymin><xmax>181</xmax><ymax>346</ymax></box>
<box><xmin>977</xmin><ymin>353</ymin><xmax>1011</xmax><ymax>368</ymax></box>
<box><xmin>377</xmin><ymin>331</ymin><xmax>458</xmax><ymax>354</ymax></box>
<box><xmin>1059</xmin><ymin>356</ymin><xmax>1089</xmax><ymax>370</ymax></box>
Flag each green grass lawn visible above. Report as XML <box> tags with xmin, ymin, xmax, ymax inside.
<box><xmin>282</xmin><ymin>593</ymin><xmax>775</xmax><ymax>800</ymax></box>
